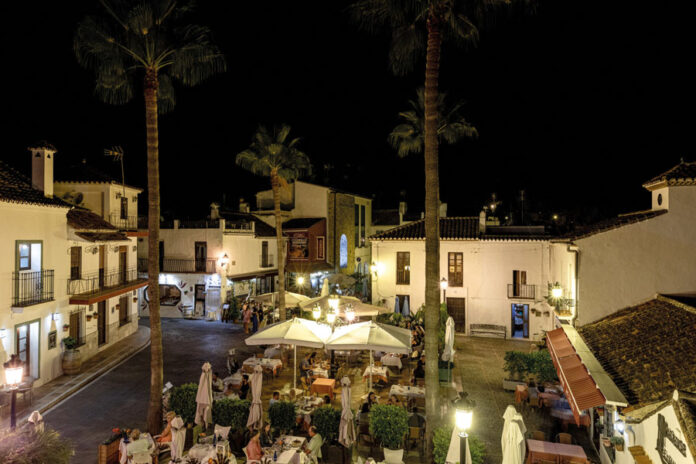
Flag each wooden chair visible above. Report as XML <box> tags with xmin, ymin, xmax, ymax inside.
<box><xmin>532</xmin><ymin>430</ymin><xmax>545</xmax><ymax>441</ymax></box>
<box><xmin>358</xmin><ymin>423</ymin><xmax>378</xmax><ymax>455</ymax></box>
<box><xmin>242</xmin><ymin>446</ymin><xmax>261</xmax><ymax>464</ymax></box>
<box><xmin>407</xmin><ymin>426</ymin><xmax>424</xmax><ymax>455</ymax></box>
<box><xmin>414</xmin><ymin>397</ymin><xmax>426</xmax><ymax>413</ymax></box>
<box><xmin>556</xmin><ymin>432</ymin><xmax>573</xmax><ymax>444</ymax></box>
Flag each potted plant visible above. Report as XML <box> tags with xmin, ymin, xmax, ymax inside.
<box><xmin>62</xmin><ymin>324</ymin><xmax>70</xmax><ymax>332</ymax></box>
<box><xmin>313</xmin><ymin>406</ymin><xmax>346</xmax><ymax>464</ymax></box>
<box><xmin>611</xmin><ymin>436</ymin><xmax>624</xmax><ymax>451</ymax></box>
<box><xmin>86</xmin><ymin>314</ymin><xmax>93</xmax><ymax>321</ymax></box>
<box><xmin>62</xmin><ymin>336</ymin><xmax>82</xmax><ymax>375</ymax></box>
<box><xmin>269</xmin><ymin>401</ymin><xmax>297</xmax><ymax>435</ymax></box>
<box><xmin>92</xmin><ymin>312</ymin><xmax>98</xmax><ymax>319</ymax></box>
<box><xmin>503</xmin><ymin>351</ymin><xmax>529</xmax><ymax>391</ymax></box>
<box><xmin>369</xmin><ymin>404</ymin><xmax>409</xmax><ymax>464</ymax></box>
<box><xmin>212</xmin><ymin>398</ymin><xmax>251</xmax><ymax>452</ymax></box>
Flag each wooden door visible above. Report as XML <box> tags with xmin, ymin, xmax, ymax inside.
<box><xmin>194</xmin><ymin>242</ymin><xmax>207</xmax><ymax>272</ymax></box>
<box><xmin>98</xmin><ymin>301</ymin><xmax>107</xmax><ymax>346</ymax></box>
<box><xmin>69</xmin><ymin>311</ymin><xmax>81</xmax><ymax>342</ymax></box>
<box><xmin>446</xmin><ymin>297</ymin><xmax>466</xmax><ymax>332</ymax></box>
<box><xmin>16</xmin><ymin>325</ymin><xmax>30</xmax><ymax>375</ymax></box>
<box><xmin>98</xmin><ymin>245</ymin><xmax>105</xmax><ymax>288</ymax></box>
<box><xmin>159</xmin><ymin>241</ymin><xmax>165</xmax><ymax>270</ymax></box>
<box><xmin>119</xmin><ymin>246</ymin><xmax>127</xmax><ymax>283</ymax></box>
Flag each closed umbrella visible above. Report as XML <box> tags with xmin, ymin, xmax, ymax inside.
<box><xmin>321</xmin><ymin>278</ymin><xmax>329</xmax><ymax>296</ymax></box>
<box><xmin>246</xmin><ymin>365</ymin><xmax>263</xmax><ymax>430</ymax></box>
<box><xmin>501</xmin><ymin>405</ymin><xmax>517</xmax><ymax>456</ymax></box>
<box><xmin>170</xmin><ymin>416</ymin><xmax>186</xmax><ymax>461</ymax></box>
<box><xmin>502</xmin><ymin>408</ymin><xmax>526</xmax><ymax>464</ymax></box>
<box><xmin>195</xmin><ymin>362</ymin><xmax>213</xmax><ymax>428</ymax></box>
<box><xmin>441</xmin><ymin>316</ymin><xmax>456</xmax><ymax>362</ymax></box>
<box><xmin>338</xmin><ymin>376</ymin><xmax>356</xmax><ymax>448</ymax></box>
<box><xmin>402</xmin><ymin>297</ymin><xmax>410</xmax><ymax>318</ymax></box>
<box><xmin>394</xmin><ymin>296</ymin><xmax>400</xmax><ymax>315</ymax></box>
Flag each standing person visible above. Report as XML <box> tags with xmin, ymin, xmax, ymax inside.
<box><xmin>251</xmin><ymin>306</ymin><xmax>259</xmax><ymax>333</ymax></box>
<box><xmin>243</xmin><ymin>304</ymin><xmax>251</xmax><ymax>334</ymax></box>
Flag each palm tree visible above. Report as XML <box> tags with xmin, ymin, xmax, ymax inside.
<box><xmin>351</xmin><ymin>0</ymin><xmax>509</xmax><ymax>457</ymax></box>
<box><xmin>236</xmin><ymin>125</ymin><xmax>312</xmax><ymax>320</ymax></box>
<box><xmin>74</xmin><ymin>0</ymin><xmax>225</xmax><ymax>433</ymax></box>
<box><xmin>389</xmin><ymin>87</ymin><xmax>478</xmax><ymax>156</ymax></box>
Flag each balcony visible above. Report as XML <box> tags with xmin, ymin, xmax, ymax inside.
<box><xmin>260</xmin><ymin>254</ymin><xmax>275</xmax><ymax>268</ymax></box>
<box><xmin>68</xmin><ymin>266</ymin><xmax>140</xmax><ymax>296</ymax></box>
<box><xmin>12</xmin><ymin>270</ymin><xmax>54</xmax><ymax>307</ymax></box>
<box><xmin>137</xmin><ymin>258</ymin><xmax>217</xmax><ymax>274</ymax></box>
<box><xmin>507</xmin><ymin>283</ymin><xmax>536</xmax><ymax>299</ymax></box>
<box><xmin>109</xmin><ymin>213</ymin><xmax>139</xmax><ymax>230</ymax></box>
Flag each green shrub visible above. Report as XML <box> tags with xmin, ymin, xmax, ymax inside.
<box><xmin>433</xmin><ymin>425</ymin><xmax>452</xmax><ymax>464</ymax></box>
<box><xmin>610</xmin><ymin>436</ymin><xmax>624</xmax><ymax>446</ymax></box>
<box><xmin>169</xmin><ymin>383</ymin><xmax>198</xmax><ymax>425</ymax></box>
<box><xmin>212</xmin><ymin>398</ymin><xmax>251</xmax><ymax>433</ymax></box>
<box><xmin>269</xmin><ymin>401</ymin><xmax>296</xmax><ymax>433</ymax></box>
<box><xmin>369</xmin><ymin>404</ymin><xmax>409</xmax><ymax>450</ymax></box>
<box><xmin>62</xmin><ymin>336</ymin><xmax>78</xmax><ymax>350</ymax></box>
<box><xmin>228</xmin><ymin>297</ymin><xmax>241</xmax><ymax>321</ymax></box>
<box><xmin>312</xmin><ymin>406</ymin><xmax>341</xmax><ymax>443</ymax></box>
<box><xmin>469</xmin><ymin>435</ymin><xmax>486</xmax><ymax>464</ymax></box>
<box><xmin>503</xmin><ymin>351</ymin><xmax>528</xmax><ymax>380</ymax></box>
<box><xmin>0</xmin><ymin>428</ymin><xmax>73</xmax><ymax>464</ymax></box>
<box><xmin>529</xmin><ymin>350</ymin><xmax>557</xmax><ymax>384</ymax></box>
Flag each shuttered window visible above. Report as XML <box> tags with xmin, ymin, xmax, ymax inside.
<box><xmin>448</xmin><ymin>252</ymin><xmax>463</xmax><ymax>287</ymax></box>
<box><xmin>396</xmin><ymin>252</ymin><xmax>410</xmax><ymax>285</ymax></box>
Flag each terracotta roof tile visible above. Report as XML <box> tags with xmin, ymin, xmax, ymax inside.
<box><xmin>578</xmin><ymin>297</ymin><xmax>696</xmax><ymax>406</ymax></box>
<box><xmin>0</xmin><ymin>160</ymin><xmax>71</xmax><ymax>208</ymax></box>
<box><xmin>67</xmin><ymin>208</ymin><xmax>116</xmax><ymax>230</ymax></box>
<box><xmin>675</xmin><ymin>393</ymin><xmax>696</xmax><ymax>459</ymax></box>
<box><xmin>643</xmin><ymin>160</ymin><xmax>696</xmax><ymax>188</ymax></box>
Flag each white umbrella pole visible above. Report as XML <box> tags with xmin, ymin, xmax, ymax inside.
<box><xmin>369</xmin><ymin>350</ymin><xmax>373</xmax><ymax>393</ymax></box>
<box><xmin>294</xmin><ymin>345</ymin><xmax>297</xmax><ymax>390</ymax></box>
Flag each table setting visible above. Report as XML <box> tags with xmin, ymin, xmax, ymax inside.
<box><xmin>389</xmin><ymin>384</ymin><xmax>425</xmax><ymax>398</ymax></box>
<box><xmin>363</xmin><ymin>366</ymin><xmax>391</xmax><ymax>384</ymax></box>
<box><xmin>243</xmin><ymin>356</ymin><xmax>283</xmax><ymax>375</ymax></box>
<box><xmin>295</xmin><ymin>397</ymin><xmax>324</xmax><ymax>428</ymax></box>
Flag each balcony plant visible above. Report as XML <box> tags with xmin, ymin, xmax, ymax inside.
<box><xmin>369</xmin><ymin>404</ymin><xmax>409</xmax><ymax>463</ymax></box>
<box><xmin>86</xmin><ymin>314</ymin><xmax>93</xmax><ymax>321</ymax></box>
<box><xmin>61</xmin><ymin>336</ymin><xmax>82</xmax><ymax>375</ymax></box>
<box><xmin>610</xmin><ymin>436</ymin><xmax>624</xmax><ymax>451</ymax></box>
<box><xmin>62</xmin><ymin>324</ymin><xmax>69</xmax><ymax>332</ymax></box>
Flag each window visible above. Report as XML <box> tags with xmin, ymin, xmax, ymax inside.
<box><xmin>396</xmin><ymin>252</ymin><xmax>410</xmax><ymax>285</ymax></box>
<box><xmin>69</xmin><ymin>308</ymin><xmax>85</xmax><ymax>346</ymax></box>
<box><xmin>317</xmin><ymin>236</ymin><xmax>325</xmax><ymax>260</ymax></box>
<box><xmin>119</xmin><ymin>296</ymin><xmax>129</xmax><ymax>326</ymax></box>
<box><xmin>396</xmin><ymin>294</ymin><xmax>410</xmax><ymax>314</ymax></box>
<box><xmin>18</xmin><ymin>242</ymin><xmax>31</xmax><ymax>270</ymax></box>
<box><xmin>70</xmin><ymin>247</ymin><xmax>82</xmax><ymax>280</ymax></box>
<box><xmin>360</xmin><ymin>205</ymin><xmax>366</xmax><ymax>245</ymax></box>
<box><xmin>339</xmin><ymin>235</ymin><xmax>348</xmax><ymax>268</ymax></box>
<box><xmin>512</xmin><ymin>270</ymin><xmax>527</xmax><ymax>296</ymax></box>
<box><xmin>355</xmin><ymin>205</ymin><xmax>360</xmax><ymax>247</ymax></box>
<box><xmin>448</xmin><ymin>252</ymin><xmax>463</xmax><ymax>287</ymax></box>
<box><xmin>120</xmin><ymin>197</ymin><xmax>128</xmax><ymax>219</ymax></box>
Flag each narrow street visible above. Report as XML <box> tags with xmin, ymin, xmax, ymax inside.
<box><xmin>43</xmin><ymin>318</ymin><xmax>251</xmax><ymax>463</ymax></box>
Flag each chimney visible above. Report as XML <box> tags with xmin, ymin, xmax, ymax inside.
<box><xmin>29</xmin><ymin>142</ymin><xmax>56</xmax><ymax>197</ymax></box>
<box><xmin>479</xmin><ymin>209</ymin><xmax>487</xmax><ymax>234</ymax></box>
<box><xmin>439</xmin><ymin>202</ymin><xmax>447</xmax><ymax>218</ymax></box>
<box><xmin>239</xmin><ymin>198</ymin><xmax>250</xmax><ymax>213</ymax></box>
<box><xmin>210</xmin><ymin>202</ymin><xmax>220</xmax><ymax>219</ymax></box>
<box><xmin>398</xmin><ymin>201</ymin><xmax>407</xmax><ymax>224</ymax></box>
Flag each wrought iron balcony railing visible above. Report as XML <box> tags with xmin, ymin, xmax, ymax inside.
<box><xmin>109</xmin><ymin>213</ymin><xmax>139</xmax><ymax>230</ymax></box>
<box><xmin>68</xmin><ymin>266</ymin><xmax>139</xmax><ymax>295</ymax></box>
<box><xmin>507</xmin><ymin>283</ymin><xmax>536</xmax><ymax>299</ymax></box>
<box><xmin>259</xmin><ymin>254</ymin><xmax>275</xmax><ymax>268</ymax></box>
<box><xmin>12</xmin><ymin>270</ymin><xmax>54</xmax><ymax>307</ymax></box>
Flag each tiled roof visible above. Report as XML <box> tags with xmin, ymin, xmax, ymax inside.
<box><xmin>578</xmin><ymin>296</ymin><xmax>696</xmax><ymax>406</ymax></box>
<box><xmin>0</xmin><ymin>160</ymin><xmax>71</xmax><ymax>208</ymax></box>
<box><xmin>75</xmin><ymin>232</ymin><xmax>129</xmax><ymax>242</ymax></box>
<box><xmin>560</xmin><ymin>209</ymin><xmax>667</xmax><ymax>240</ymax></box>
<box><xmin>643</xmin><ymin>160</ymin><xmax>696</xmax><ymax>188</ymax></box>
<box><xmin>220</xmin><ymin>211</ymin><xmax>276</xmax><ymax>237</ymax></box>
<box><xmin>675</xmin><ymin>392</ymin><xmax>696</xmax><ymax>460</ymax></box>
<box><xmin>283</xmin><ymin>217</ymin><xmax>324</xmax><ymax>229</ymax></box>
<box><xmin>370</xmin><ymin>217</ymin><xmax>552</xmax><ymax>241</ymax></box>
<box><xmin>67</xmin><ymin>208</ymin><xmax>116</xmax><ymax>230</ymax></box>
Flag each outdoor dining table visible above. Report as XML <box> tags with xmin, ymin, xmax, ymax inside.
<box><xmin>243</xmin><ymin>356</ymin><xmax>282</xmax><ymax>375</ymax></box>
<box><xmin>309</xmin><ymin>367</ymin><xmax>329</xmax><ymax>379</ymax></box>
<box><xmin>515</xmin><ymin>384</ymin><xmax>529</xmax><ymax>404</ymax></box>
<box><xmin>118</xmin><ymin>433</ymin><xmax>156</xmax><ymax>464</ymax></box>
<box><xmin>310</xmin><ymin>378</ymin><xmax>336</xmax><ymax>399</ymax></box>
<box><xmin>380</xmin><ymin>353</ymin><xmax>403</xmax><ymax>370</ymax></box>
<box><xmin>281</xmin><ymin>435</ymin><xmax>308</xmax><ymax>449</ymax></box>
<box><xmin>188</xmin><ymin>443</ymin><xmax>218</xmax><ymax>462</ymax></box>
<box><xmin>551</xmin><ymin>408</ymin><xmax>591</xmax><ymax>427</ymax></box>
<box><xmin>526</xmin><ymin>439</ymin><xmax>589</xmax><ymax>463</ymax></box>
<box><xmin>389</xmin><ymin>384</ymin><xmax>425</xmax><ymax>399</ymax></box>
<box><xmin>363</xmin><ymin>366</ymin><xmax>391</xmax><ymax>384</ymax></box>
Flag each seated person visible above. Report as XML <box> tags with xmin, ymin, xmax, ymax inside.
<box><xmin>387</xmin><ymin>394</ymin><xmax>402</xmax><ymax>408</ymax></box>
<box><xmin>260</xmin><ymin>423</ymin><xmax>276</xmax><ymax>447</ymax></box>
<box><xmin>408</xmin><ymin>412</ymin><xmax>426</xmax><ymax>428</ymax></box>
<box><xmin>413</xmin><ymin>362</ymin><xmax>425</xmax><ymax>379</ymax></box>
<box><xmin>304</xmin><ymin>426</ymin><xmax>323</xmax><ymax>464</ymax></box>
<box><xmin>239</xmin><ymin>375</ymin><xmax>250</xmax><ymax>400</ymax></box>
<box><xmin>126</xmin><ymin>429</ymin><xmax>151</xmax><ymax>457</ymax></box>
<box><xmin>528</xmin><ymin>380</ymin><xmax>539</xmax><ymax>406</ymax></box>
<box><xmin>323</xmin><ymin>395</ymin><xmax>332</xmax><ymax>406</ymax></box>
<box><xmin>245</xmin><ymin>431</ymin><xmax>264</xmax><ymax>462</ymax></box>
<box><xmin>269</xmin><ymin>391</ymin><xmax>280</xmax><ymax>407</ymax></box>
<box><xmin>224</xmin><ymin>383</ymin><xmax>239</xmax><ymax>399</ymax></box>
<box><xmin>212</xmin><ymin>372</ymin><xmax>224</xmax><ymax>392</ymax></box>
<box><xmin>155</xmin><ymin>411</ymin><xmax>176</xmax><ymax>444</ymax></box>
<box><xmin>361</xmin><ymin>392</ymin><xmax>378</xmax><ymax>413</ymax></box>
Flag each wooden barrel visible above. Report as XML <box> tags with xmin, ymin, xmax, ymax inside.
<box><xmin>62</xmin><ymin>349</ymin><xmax>82</xmax><ymax>375</ymax></box>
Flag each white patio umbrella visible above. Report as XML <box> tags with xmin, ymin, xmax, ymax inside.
<box><xmin>325</xmin><ymin>321</ymin><xmax>411</xmax><ymax>392</ymax></box>
<box><xmin>246</xmin><ymin>365</ymin><xmax>264</xmax><ymax>429</ymax></box>
<box><xmin>338</xmin><ymin>376</ymin><xmax>356</xmax><ymax>448</ymax></box>
<box><xmin>502</xmin><ymin>407</ymin><xmax>527</xmax><ymax>464</ymax></box>
<box><xmin>254</xmin><ymin>291</ymin><xmax>311</xmax><ymax>308</ymax></box>
<box><xmin>321</xmin><ymin>278</ymin><xmax>329</xmax><ymax>296</ymax></box>
<box><xmin>300</xmin><ymin>295</ymin><xmax>390</xmax><ymax>317</ymax></box>
<box><xmin>244</xmin><ymin>317</ymin><xmax>331</xmax><ymax>389</ymax></box>
<box><xmin>195</xmin><ymin>362</ymin><xmax>213</xmax><ymax>428</ymax></box>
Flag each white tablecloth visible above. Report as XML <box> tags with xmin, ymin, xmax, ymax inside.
<box><xmin>224</xmin><ymin>371</ymin><xmax>243</xmax><ymax>386</ymax></box>
<box><xmin>362</xmin><ymin>366</ymin><xmax>391</xmax><ymax>380</ymax></box>
<box><xmin>381</xmin><ymin>353</ymin><xmax>403</xmax><ymax>370</ymax></box>
<box><xmin>281</xmin><ymin>435</ymin><xmax>307</xmax><ymax>449</ymax></box>
<box><xmin>243</xmin><ymin>357</ymin><xmax>283</xmax><ymax>372</ymax></box>
<box><xmin>310</xmin><ymin>367</ymin><xmax>328</xmax><ymax>378</ymax></box>
<box><xmin>390</xmin><ymin>384</ymin><xmax>425</xmax><ymax>398</ymax></box>
<box><xmin>188</xmin><ymin>444</ymin><xmax>217</xmax><ymax>462</ymax></box>
<box><xmin>276</xmin><ymin>449</ymin><xmax>301</xmax><ymax>464</ymax></box>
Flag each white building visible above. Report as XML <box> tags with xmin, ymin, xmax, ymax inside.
<box><xmin>553</xmin><ymin>160</ymin><xmax>696</xmax><ymax>325</ymax></box>
<box><xmin>0</xmin><ymin>144</ymin><xmax>144</xmax><ymax>387</ymax></box>
<box><xmin>370</xmin><ymin>213</ymin><xmax>569</xmax><ymax>340</ymax></box>
<box><xmin>137</xmin><ymin>205</ymin><xmax>278</xmax><ymax>317</ymax></box>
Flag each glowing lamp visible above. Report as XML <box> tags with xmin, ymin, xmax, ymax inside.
<box><xmin>345</xmin><ymin>307</ymin><xmax>356</xmax><ymax>323</ymax></box>
<box><xmin>440</xmin><ymin>278</ymin><xmax>448</xmax><ymax>290</ymax></box>
<box><xmin>297</xmin><ymin>276</ymin><xmax>305</xmax><ymax>287</ymax></box>
<box><xmin>312</xmin><ymin>306</ymin><xmax>321</xmax><ymax>321</ymax></box>
<box><xmin>551</xmin><ymin>287</ymin><xmax>563</xmax><ymax>299</ymax></box>
<box><xmin>454</xmin><ymin>394</ymin><xmax>475</xmax><ymax>432</ymax></box>
<box><xmin>328</xmin><ymin>295</ymin><xmax>340</xmax><ymax>312</ymax></box>
<box><xmin>615</xmin><ymin>420</ymin><xmax>625</xmax><ymax>434</ymax></box>
<box><xmin>327</xmin><ymin>312</ymin><xmax>336</xmax><ymax>324</ymax></box>
<box><xmin>219</xmin><ymin>253</ymin><xmax>230</xmax><ymax>267</ymax></box>
<box><xmin>5</xmin><ymin>366</ymin><xmax>23</xmax><ymax>387</ymax></box>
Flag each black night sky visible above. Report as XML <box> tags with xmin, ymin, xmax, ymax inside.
<box><xmin>1</xmin><ymin>1</ymin><xmax>692</xmax><ymax>225</ymax></box>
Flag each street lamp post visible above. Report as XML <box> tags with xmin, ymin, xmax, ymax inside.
<box><xmin>454</xmin><ymin>394</ymin><xmax>475</xmax><ymax>464</ymax></box>
<box><xmin>3</xmin><ymin>358</ymin><xmax>24</xmax><ymax>430</ymax></box>
<box><xmin>440</xmin><ymin>277</ymin><xmax>448</xmax><ymax>303</ymax></box>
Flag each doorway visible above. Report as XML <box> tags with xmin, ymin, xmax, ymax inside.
<box><xmin>159</xmin><ymin>241</ymin><xmax>165</xmax><ymax>270</ymax></box>
<box><xmin>446</xmin><ymin>297</ymin><xmax>466</xmax><ymax>332</ymax></box>
<box><xmin>98</xmin><ymin>301</ymin><xmax>107</xmax><ymax>346</ymax></box>
<box><xmin>194</xmin><ymin>284</ymin><xmax>206</xmax><ymax>316</ymax></box>
<box><xmin>119</xmin><ymin>246</ymin><xmax>127</xmax><ymax>283</ymax></box>
<box><xmin>98</xmin><ymin>245</ymin><xmax>105</xmax><ymax>288</ymax></box>
<box><xmin>511</xmin><ymin>304</ymin><xmax>529</xmax><ymax>339</ymax></box>
<box><xmin>16</xmin><ymin>321</ymin><xmax>40</xmax><ymax>379</ymax></box>
<box><xmin>194</xmin><ymin>242</ymin><xmax>207</xmax><ymax>272</ymax></box>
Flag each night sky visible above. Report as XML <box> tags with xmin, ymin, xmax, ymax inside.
<box><xmin>1</xmin><ymin>1</ymin><xmax>692</xmax><ymax>224</ymax></box>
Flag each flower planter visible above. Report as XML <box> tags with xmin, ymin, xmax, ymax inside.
<box><xmin>86</xmin><ymin>315</ymin><xmax>93</xmax><ymax>321</ymax></box>
<box><xmin>383</xmin><ymin>448</ymin><xmax>404</xmax><ymax>464</ymax></box>
<box><xmin>601</xmin><ymin>437</ymin><xmax>611</xmax><ymax>447</ymax></box>
<box><xmin>615</xmin><ymin>443</ymin><xmax>624</xmax><ymax>452</ymax></box>
<box><xmin>62</xmin><ymin>349</ymin><xmax>82</xmax><ymax>375</ymax></box>
<box><xmin>63</xmin><ymin>326</ymin><xmax>70</xmax><ymax>332</ymax></box>
<box><xmin>98</xmin><ymin>435</ymin><xmax>121</xmax><ymax>464</ymax></box>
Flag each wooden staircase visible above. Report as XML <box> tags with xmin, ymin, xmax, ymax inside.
<box><xmin>629</xmin><ymin>446</ymin><xmax>653</xmax><ymax>463</ymax></box>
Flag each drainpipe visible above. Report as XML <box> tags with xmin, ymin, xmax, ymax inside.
<box><xmin>568</xmin><ymin>244</ymin><xmax>580</xmax><ymax>327</ymax></box>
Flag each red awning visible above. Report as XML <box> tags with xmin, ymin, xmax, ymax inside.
<box><xmin>547</xmin><ymin>327</ymin><xmax>605</xmax><ymax>425</ymax></box>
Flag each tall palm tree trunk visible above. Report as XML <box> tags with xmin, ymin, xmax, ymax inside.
<box><xmin>144</xmin><ymin>67</ymin><xmax>164</xmax><ymax>434</ymax></box>
<box><xmin>272</xmin><ymin>170</ymin><xmax>286</xmax><ymax>320</ymax></box>
<box><xmin>424</xmin><ymin>13</ymin><xmax>443</xmax><ymax>461</ymax></box>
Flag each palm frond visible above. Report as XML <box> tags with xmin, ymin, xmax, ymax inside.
<box><xmin>236</xmin><ymin>125</ymin><xmax>312</xmax><ymax>182</ymax></box>
<box><xmin>157</xmin><ymin>74</ymin><xmax>176</xmax><ymax>114</ymax></box>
